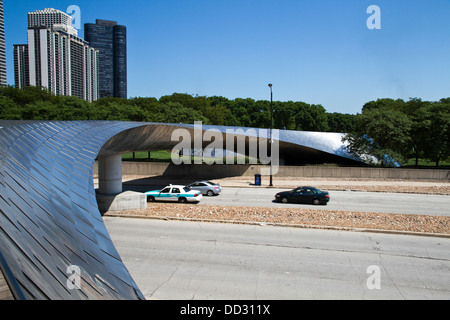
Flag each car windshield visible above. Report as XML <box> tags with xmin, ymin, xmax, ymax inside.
<box><xmin>183</xmin><ymin>187</ymin><xmax>191</xmax><ymax>192</ymax></box>
<box><xmin>207</xmin><ymin>181</ymin><xmax>216</xmax><ymax>185</ymax></box>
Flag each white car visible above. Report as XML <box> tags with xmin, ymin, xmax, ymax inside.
<box><xmin>145</xmin><ymin>185</ymin><xmax>203</xmax><ymax>203</ymax></box>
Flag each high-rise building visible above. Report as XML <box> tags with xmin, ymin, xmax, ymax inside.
<box><xmin>27</xmin><ymin>8</ymin><xmax>77</xmax><ymax>36</ymax></box>
<box><xmin>27</xmin><ymin>27</ymin><xmax>99</xmax><ymax>102</ymax></box>
<box><xmin>85</xmin><ymin>19</ymin><xmax>127</xmax><ymax>99</ymax></box>
<box><xmin>13</xmin><ymin>44</ymin><xmax>29</xmax><ymax>89</ymax></box>
<box><xmin>0</xmin><ymin>0</ymin><xmax>7</xmax><ymax>86</ymax></box>
<box><xmin>15</xmin><ymin>8</ymin><xmax>99</xmax><ymax>102</ymax></box>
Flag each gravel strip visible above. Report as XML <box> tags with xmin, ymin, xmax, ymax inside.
<box><xmin>111</xmin><ymin>203</ymin><xmax>450</xmax><ymax>236</ymax></box>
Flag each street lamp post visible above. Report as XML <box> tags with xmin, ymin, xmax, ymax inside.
<box><xmin>268</xmin><ymin>84</ymin><xmax>273</xmax><ymax>187</ymax></box>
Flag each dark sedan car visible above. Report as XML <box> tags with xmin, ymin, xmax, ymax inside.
<box><xmin>275</xmin><ymin>187</ymin><xmax>330</xmax><ymax>205</ymax></box>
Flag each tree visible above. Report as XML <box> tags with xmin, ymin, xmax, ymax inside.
<box><xmin>272</xmin><ymin>101</ymin><xmax>294</xmax><ymax>130</ymax></box>
<box><xmin>228</xmin><ymin>98</ymin><xmax>256</xmax><ymax>127</ymax></box>
<box><xmin>0</xmin><ymin>85</ymin><xmax>54</xmax><ymax>106</ymax></box>
<box><xmin>326</xmin><ymin>113</ymin><xmax>356</xmax><ymax>133</ymax></box>
<box><xmin>292</xmin><ymin>102</ymin><xmax>329</xmax><ymax>132</ymax></box>
<box><xmin>419</xmin><ymin>102</ymin><xmax>450</xmax><ymax>166</ymax></box>
<box><xmin>0</xmin><ymin>97</ymin><xmax>22</xmax><ymax>119</ymax></box>
<box><xmin>207</xmin><ymin>96</ymin><xmax>241</xmax><ymax>126</ymax></box>
<box><xmin>154</xmin><ymin>102</ymin><xmax>208</xmax><ymax>124</ymax></box>
<box><xmin>344</xmin><ymin>106</ymin><xmax>412</xmax><ymax>166</ymax></box>
<box><xmin>362</xmin><ymin>98</ymin><xmax>406</xmax><ymax>113</ymax></box>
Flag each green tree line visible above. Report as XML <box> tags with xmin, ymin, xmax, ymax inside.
<box><xmin>344</xmin><ymin>98</ymin><xmax>450</xmax><ymax>167</ymax></box>
<box><xmin>0</xmin><ymin>86</ymin><xmax>355</xmax><ymax>133</ymax></box>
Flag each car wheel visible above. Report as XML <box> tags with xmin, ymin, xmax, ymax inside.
<box><xmin>207</xmin><ymin>190</ymin><xmax>214</xmax><ymax>197</ymax></box>
<box><xmin>281</xmin><ymin>197</ymin><xmax>289</xmax><ymax>204</ymax></box>
<box><xmin>147</xmin><ymin>196</ymin><xmax>155</xmax><ymax>202</ymax></box>
<box><xmin>178</xmin><ymin>197</ymin><xmax>187</xmax><ymax>203</ymax></box>
<box><xmin>313</xmin><ymin>199</ymin><xmax>320</xmax><ymax>205</ymax></box>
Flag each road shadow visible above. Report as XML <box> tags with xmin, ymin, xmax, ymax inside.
<box><xmin>122</xmin><ymin>163</ymin><xmax>250</xmax><ymax>193</ymax></box>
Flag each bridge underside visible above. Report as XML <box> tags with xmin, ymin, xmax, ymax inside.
<box><xmin>98</xmin><ymin>123</ymin><xmax>361</xmax><ymax>164</ymax></box>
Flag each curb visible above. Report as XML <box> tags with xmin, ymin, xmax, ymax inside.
<box><xmin>104</xmin><ymin>213</ymin><xmax>450</xmax><ymax>239</ymax></box>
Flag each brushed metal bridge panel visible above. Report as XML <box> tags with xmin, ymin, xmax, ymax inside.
<box><xmin>0</xmin><ymin>121</ymin><xmax>146</xmax><ymax>300</ymax></box>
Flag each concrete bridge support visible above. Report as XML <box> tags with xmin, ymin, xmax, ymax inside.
<box><xmin>97</xmin><ymin>154</ymin><xmax>147</xmax><ymax>213</ymax></box>
<box><xmin>98</xmin><ymin>154</ymin><xmax>123</xmax><ymax>195</ymax></box>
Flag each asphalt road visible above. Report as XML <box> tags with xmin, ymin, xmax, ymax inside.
<box><xmin>104</xmin><ymin>217</ymin><xmax>450</xmax><ymax>300</ymax></box>
<box><xmin>199</xmin><ymin>187</ymin><xmax>450</xmax><ymax>216</ymax></box>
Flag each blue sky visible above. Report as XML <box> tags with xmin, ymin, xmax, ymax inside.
<box><xmin>4</xmin><ymin>0</ymin><xmax>450</xmax><ymax>114</ymax></box>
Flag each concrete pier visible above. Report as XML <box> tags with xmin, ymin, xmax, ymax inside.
<box><xmin>97</xmin><ymin>154</ymin><xmax>147</xmax><ymax>213</ymax></box>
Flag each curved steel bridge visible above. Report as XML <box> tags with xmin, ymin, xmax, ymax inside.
<box><xmin>0</xmin><ymin>121</ymin><xmax>360</xmax><ymax>300</ymax></box>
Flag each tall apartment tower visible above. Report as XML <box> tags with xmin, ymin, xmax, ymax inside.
<box><xmin>15</xmin><ymin>8</ymin><xmax>99</xmax><ymax>102</ymax></box>
<box><xmin>0</xmin><ymin>0</ymin><xmax>7</xmax><ymax>86</ymax></box>
<box><xmin>85</xmin><ymin>19</ymin><xmax>127</xmax><ymax>99</ymax></box>
<box><xmin>27</xmin><ymin>27</ymin><xmax>99</xmax><ymax>102</ymax></box>
<box><xmin>13</xmin><ymin>44</ymin><xmax>29</xmax><ymax>89</ymax></box>
<box><xmin>27</xmin><ymin>8</ymin><xmax>77</xmax><ymax>36</ymax></box>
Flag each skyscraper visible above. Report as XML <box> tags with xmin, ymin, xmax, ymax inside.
<box><xmin>13</xmin><ymin>44</ymin><xmax>29</xmax><ymax>89</ymax></box>
<box><xmin>15</xmin><ymin>8</ymin><xmax>99</xmax><ymax>102</ymax></box>
<box><xmin>27</xmin><ymin>8</ymin><xmax>77</xmax><ymax>36</ymax></box>
<box><xmin>0</xmin><ymin>0</ymin><xmax>7</xmax><ymax>86</ymax></box>
<box><xmin>85</xmin><ymin>19</ymin><xmax>127</xmax><ymax>99</ymax></box>
<box><xmin>27</xmin><ymin>26</ymin><xmax>99</xmax><ymax>102</ymax></box>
